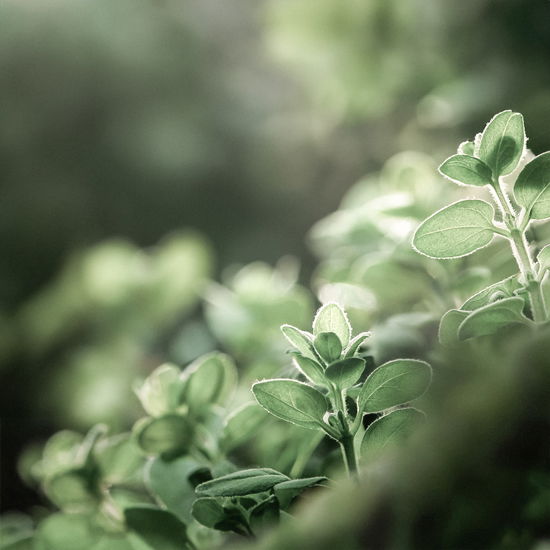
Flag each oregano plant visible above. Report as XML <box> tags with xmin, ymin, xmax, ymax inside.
<box><xmin>252</xmin><ymin>303</ymin><xmax>432</xmax><ymax>477</ymax></box>
<box><xmin>413</xmin><ymin>110</ymin><xmax>550</xmax><ymax>342</ymax></box>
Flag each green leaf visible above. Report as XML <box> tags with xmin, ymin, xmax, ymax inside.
<box><xmin>344</xmin><ymin>331</ymin><xmax>371</xmax><ymax>358</ymax></box>
<box><xmin>360</xmin><ymin>408</ymin><xmax>424</xmax><ymax>462</ymax></box>
<box><xmin>34</xmin><ymin>514</ymin><xmax>100</xmax><ymax>550</ymax></box>
<box><xmin>252</xmin><ymin>379</ymin><xmax>328</xmax><ymax>430</ymax></box>
<box><xmin>358</xmin><ymin>359</ymin><xmax>432</xmax><ymax>414</ymax></box>
<box><xmin>325</xmin><ymin>358</ymin><xmax>365</xmax><ymax>389</ymax></box>
<box><xmin>291</xmin><ymin>354</ymin><xmax>327</xmax><ymax>387</ymax></box>
<box><xmin>134</xmin><ymin>364</ymin><xmax>184</xmax><ymax>417</ymax></box>
<box><xmin>479</xmin><ymin>110</ymin><xmax>525</xmax><ymax>176</ymax></box>
<box><xmin>461</xmin><ymin>275</ymin><xmax>521</xmax><ymax>311</ymax></box>
<box><xmin>124</xmin><ymin>506</ymin><xmax>188</xmax><ymax>550</ymax></box>
<box><xmin>537</xmin><ymin>245</ymin><xmax>550</xmax><ymax>274</ymax></box>
<box><xmin>312</xmin><ymin>303</ymin><xmax>351</xmax><ymax>347</ymax></box>
<box><xmin>0</xmin><ymin>514</ymin><xmax>34</xmax><ymax>550</ymax></box>
<box><xmin>313</xmin><ymin>332</ymin><xmax>342</xmax><ymax>363</ymax></box>
<box><xmin>91</xmin><ymin>536</ymin><xmax>136</xmax><ymax>550</ymax></box>
<box><xmin>439</xmin><ymin>155</ymin><xmax>493</xmax><ymax>187</ymax></box>
<box><xmin>43</xmin><ymin>468</ymin><xmax>98</xmax><ymax>512</ymax></box>
<box><xmin>221</xmin><ymin>403</ymin><xmax>267</xmax><ymax>451</ymax></box>
<box><xmin>195</xmin><ymin>468</ymin><xmax>289</xmax><ymax>497</ymax></box>
<box><xmin>458</xmin><ymin>296</ymin><xmax>528</xmax><ymax>340</ymax></box>
<box><xmin>514</xmin><ymin>152</ymin><xmax>550</xmax><ymax>220</ymax></box>
<box><xmin>458</xmin><ymin>140</ymin><xmax>475</xmax><ymax>156</ymax></box>
<box><xmin>180</xmin><ymin>352</ymin><xmax>236</xmax><ymax>414</ymax></box>
<box><xmin>249</xmin><ymin>496</ymin><xmax>280</xmax><ymax>534</ymax></box>
<box><xmin>94</xmin><ymin>434</ymin><xmax>145</xmax><ymax>486</ymax></box>
<box><xmin>438</xmin><ymin>309</ymin><xmax>469</xmax><ymax>347</ymax></box>
<box><xmin>412</xmin><ymin>199</ymin><xmax>495</xmax><ymax>259</ymax></box>
<box><xmin>280</xmin><ymin>325</ymin><xmax>316</xmax><ymax>360</ymax></box>
<box><xmin>191</xmin><ymin>498</ymin><xmax>226</xmax><ymax>529</ymax></box>
<box><xmin>38</xmin><ymin>430</ymin><xmax>84</xmax><ymax>479</ymax></box>
<box><xmin>273</xmin><ymin>476</ymin><xmax>328</xmax><ymax>509</ymax></box>
<box><xmin>145</xmin><ymin>456</ymin><xmax>204</xmax><ymax>522</ymax></box>
<box><xmin>133</xmin><ymin>415</ymin><xmax>192</xmax><ymax>458</ymax></box>
<box><xmin>192</xmin><ymin>498</ymin><xmax>248</xmax><ymax>535</ymax></box>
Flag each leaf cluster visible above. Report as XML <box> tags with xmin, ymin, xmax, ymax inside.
<box><xmin>414</xmin><ymin>111</ymin><xmax>550</xmax><ymax>341</ymax></box>
<box><xmin>253</xmin><ymin>303</ymin><xmax>432</xmax><ymax>470</ymax></box>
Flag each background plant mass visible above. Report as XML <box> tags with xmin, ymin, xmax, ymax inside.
<box><xmin>2</xmin><ymin>2</ymin><xmax>550</xmax><ymax>550</ymax></box>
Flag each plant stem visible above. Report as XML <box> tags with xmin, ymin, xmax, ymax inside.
<box><xmin>509</xmin><ymin>229</ymin><xmax>547</xmax><ymax>323</ymax></box>
<box><xmin>331</xmin><ymin>385</ymin><xmax>346</xmax><ymax>415</ymax></box>
<box><xmin>492</xmin><ymin>179</ymin><xmax>548</xmax><ymax>323</ymax></box>
<box><xmin>340</xmin><ymin>434</ymin><xmax>358</xmax><ymax>477</ymax></box>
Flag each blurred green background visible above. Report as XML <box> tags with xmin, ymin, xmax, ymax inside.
<box><xmin>2</xmin><ymin>0</ymin><xmax>550</xmax><ymax>517</ymax></box>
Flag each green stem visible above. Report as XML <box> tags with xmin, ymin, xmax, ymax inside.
<box><xmin>340</xmin><ymin>434</ymin><xmax>358</xmax><ymax>477</ymax></box>
<box><xmin>492</xmin><ymin>179</ymin><xmax>547</xmax><ymax>323</ymax></box>
<box><xmin>331</xmin><ymin>385</ymin><xmax>346</xmax><ymax>415</ymax></box>
<box><xmin>510</xmin><ymin>228</ymin><xmax>547</xmax><ymax>323</ymax></box>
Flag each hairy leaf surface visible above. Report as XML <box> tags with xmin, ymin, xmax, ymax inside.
<box><xmin>358</xmin><ymin>359</ymin><xmax>432</xmax><ymax>413</ymax></box>
<box><xmin>312</xmin><ymin>303</ymin><xmax>351</xmax><ymax>347</ymax></box>
<box><xmin>325</xmin><ymin>358</ymin><xmax>365</xmax><ymax>389</ymax></box>
<box><xmin>314</xmin><ymin>332</ymin><xmax>342</xmax><ymax>363</ymax></box>
<box><xmin>461</xmin><ymin>275</ymin><xmax>521</xmax><ymax>311</ymax></box>
<box><xmin>413</xmin><ymin>200</ymin><xmax>495</xmax><ymax>259</ymax></box>
<box><xmin>439</xmin><ymin>155</ymin><xmax>493</xmax><ymax>187</ymax></box>
<box><xmin>479</xmin><ymin>110</ymin><xmax>525</xmax><ymax>176</ymax></box>
<box><xmin>514</xmin><ymin>152</ymin><xmax>550</xmax><ymax>220</ymax></box>
<box><xmin>252</xmin><ymin>379</ymin><xmax>327</xmax><ymax>429</ymax></box>
<box><xmin>458</xmin><ymin>296</ymin><xmax>527</xmax><ymax>340</ymax></box>
<box><xmin>195</xmin><ymin>468</ymin><xmax>289</xmax><ymax>497</ymax></box>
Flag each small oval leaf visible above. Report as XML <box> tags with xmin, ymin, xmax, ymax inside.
<box><xmin>360</xmin><ymin>408</ymin><xmax>424</xmax><ymax>462</ymax></box>
<box><xmin>133</xmin><ymin>415</ymin><xmax>192</xmax><ymax>458</ymax></box>
<box><xmin>291</xmin><ymin>354</ymin><xmax>327</xmax><ymax>387</ymax></box>
<box><xmin>344</xmin><ymin>331</ymin><xmax>371</xmax><ymax>358</ymax></box>
<box><xmin>439</xmin><ymin>155</ymin><xmax>493</xmax><ymax>187</ymax></box>
<box><xmin>412</xmin><ymin>199</ymin><xmax>495</xmax><ymax>259</ymax></box>
<box><xmin>358</xmin><ymin>359</ymin><xmax>432</xmax><ymax>414</ymax></box>
<box><xmin>134</xmin><ymin>363</ymin><xmax>183</xmax><ymax>418</ymax></box>
<box><xmin>514</xmin><ymin>152</ymin><xmax>550</xmax><ymax>220</ymax></box>
<box><xmin>252</xmin><ymin>379</ymin><xmax>328</xmax><ymax>430</ymax></box>
<box><xmin>325</xmin><ymin>358</ymin><xmax>365</xmax><ymax>389</ymax></box>
<box><xmin>312</xmin><ymin>303</ymin><xmax>351</xmax><ymax>347</ymax></box>
<box><xmin>191</xmin><ymin>498</ymin><xmax>226</xmax><ymax>529</ymax></box>
<box><xmin>458</xmin><ymin>296</ymin><xmax>528</xmax><ymax>340</ymax></box>
<box><xmin>438</xmin><ymin>309</ymin><xmax>469</xmax><ymax>347</ymax></box>
<box><xmin>458</xmin><ymin>140</ymin><xmax>475</xmax><ymax>155</ymax></box>
<box><xmin>280</xmin><ymin>325</ymin><xmax>317</xmax><ymax>360</ymax></box>
<box><xmin>43</xmin><ymin>469</ymin><xmax>98</xmax><ymax>512</ymax></box>
<box><xmin>313</xmin><ymin>332</ymin><xmax>342</xmax><ymax>363</ymax></box>
<box><xmin>461</xmin><ymin>275</ymin><xmax>521</xmax><ymax>311</ymax></box>
<box><xmin>479</xmin><ymin>110</ymin><xmax>525</xmax><ymax>176</ymax></box>
<box><xmin>180</xmin><ymin>352</ymin><xmax>236</xmax><ymax>413</ymax></box>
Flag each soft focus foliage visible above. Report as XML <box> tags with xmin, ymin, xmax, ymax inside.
<box><xmin>3</xmin><ymin>2</ymin><xmax>550</xmax><ymax>550</ymax></box>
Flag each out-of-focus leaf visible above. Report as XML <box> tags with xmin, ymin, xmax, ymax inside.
<box><xmin>360</xmin><ymin>408</ymin><xmax>424</xmax><ymax>462</ymax></box>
